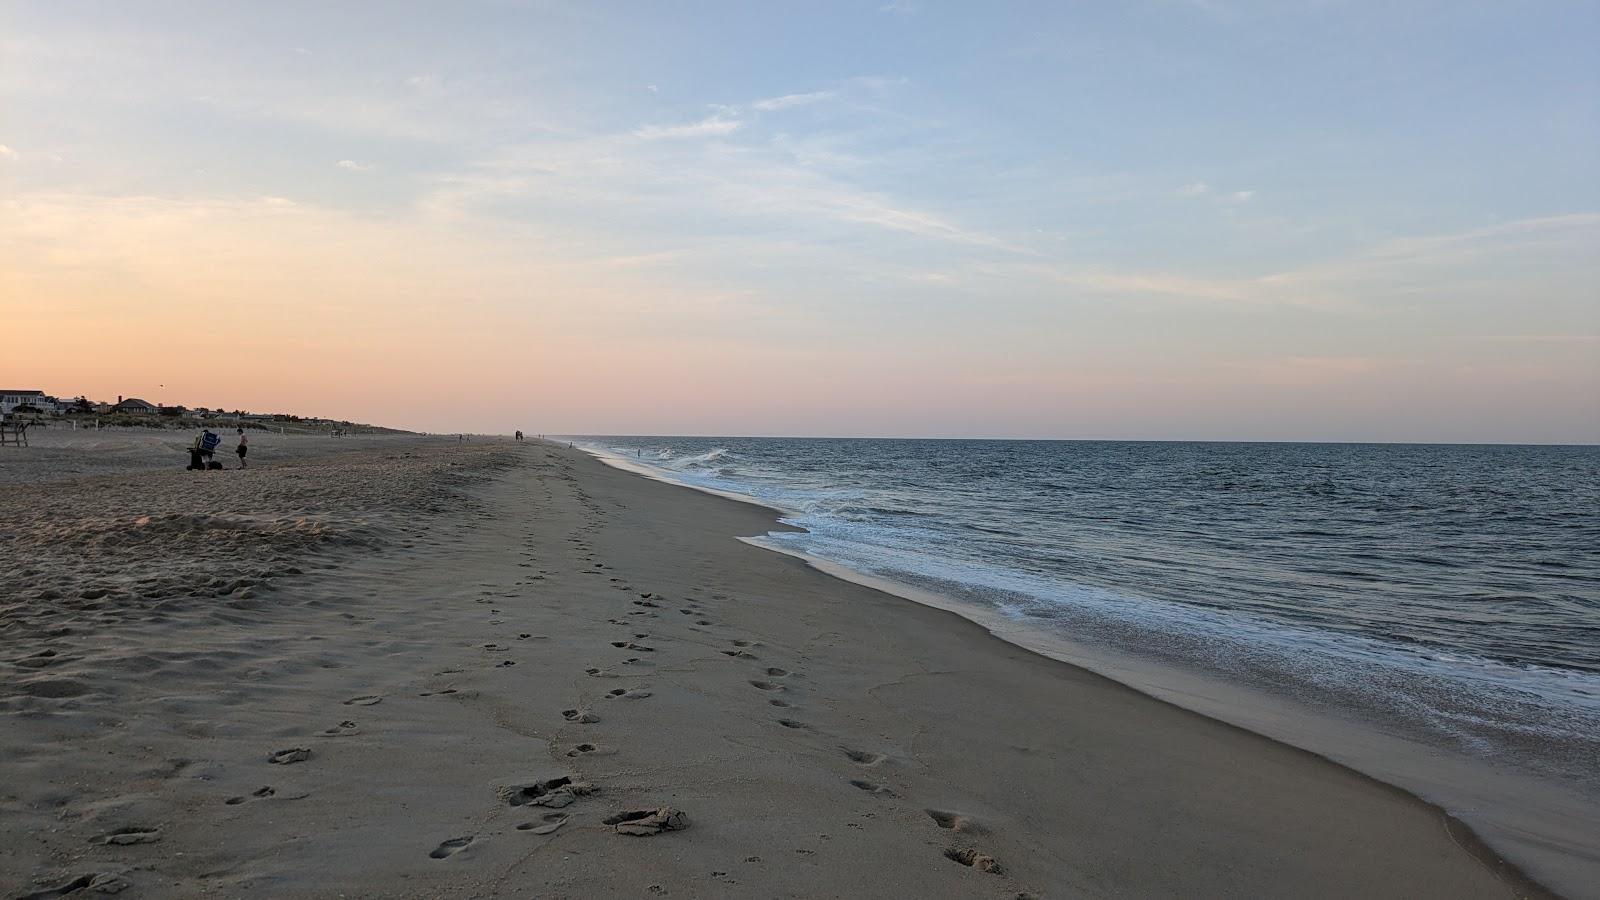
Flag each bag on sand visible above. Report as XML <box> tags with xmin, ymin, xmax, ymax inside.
<box><xmin>206</xmin><ymin>460</ymin><xmax>224</xmax><ymax>470</ymax></box>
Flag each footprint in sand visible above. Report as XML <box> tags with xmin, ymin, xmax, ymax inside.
<box><xmin>611</xmin><ymin>641</ymin><xmax>655</xmax><ymax>652</ymax></box>
<box><xmin>517</xmin><ymin>813</ymin><xmax>569</xmax><ymax>835</ymax></box>
<box><xmin>429</xmin><ymin>836</ymin><xmax>475</xmax><ymax>859</ymax></box>
<box><xmin>849</xmin><ymin>779</ymin><xmax>898</xmax><ymax>797</ymax></box>
<box><xmin>605</xmin><ymin>807</ymin><xmax>690</xmax><ymax>835</ymax></box>
<box><xmin>748</xmin><ymin>680</ymin><xmax>784</xmax><ymax>692</ymax></box>
<box><xmin>268</xmin><ymin>747</ymin><xmax>312</xmax><ymax>765</ymax></box>
<box><xmin>15</xmin><ymin>873</ymin><xmax>131</xmax><ymax>898</ymax></box>
<box><xmin>99</xmin><ymin>826</ymin><xmax>162</xmax><ymax>845</ymax></box>
<box><xmin>944</xmin><ymin>847</ymin><xmax>1003</xmax><ymax>874</ymax></box>
<box><xmin>842</xmin><ymin>748</ymin><xmax>886</xmax><ymax>766</ymax></box>
<box><xmin>927</xmin><ymin>809</ymin><xmax>989</xmax><ymax>834</ymax></box>
<box><xmin>225</xmin><ymin>786</ymin><xmax>276</xmax><ymax>805</ymax></box>
<box><xmin>565</xmin><ymin>742</ymin><xmax>602</xmax><ymax>757</ymax></box>
<box><xmin>765</xmin><ymin>668</ymin><xmax>788</xmax><ymax>677</ymax></box>
<box><xmin>769</xmin><ymin>699</ymin><xmax>791</xmax><ymax>708</ymax></box>
<box><xmin>497</xmin><ymin>660</ymin><xmax>517</xmax><ymax>667</ymax></box>
<box><xmin>502</xmin><ymin>776</ymin><xmax>597</xmax><ymax>809</ymax></box>
<box><xmin>605</xmin><ymin>688</ymin><xmax>652</xmax><ymax>700</ymax></box>
<box><xmin>343</xmin><ymin>695</ymin><xmax>382</xmax><ymax>706</ymax></box>
<box><xmin>563</xmin><ymin>708</ymin><xmax>600</xmax><ymax>723</ymax></box>
<box><xmin>319</xmin><ymin>720</ymin><xmax>360</xmax><ymax>736</ymax></box>
<box><xmin>776</xmin><ymin>719</ymin><xmax>810</xmax><ymax>730</ymax></box>
<box><xmin>731</xmin><ymin>640</ymin><xmax>757</xmax><ymax>648</ymax></box>
<box><xmin>419</xmin><ymin>688</ymin><xmax>458</xmax><ymax>697</ymax></box>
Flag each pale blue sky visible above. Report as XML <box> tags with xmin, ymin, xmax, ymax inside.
<box><xmin>3</xmin><ymin>1</ymin><xmax>1596</xmax><ymax>440</ymax></box>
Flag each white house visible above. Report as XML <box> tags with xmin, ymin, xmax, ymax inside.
<box><xmin>1</xmin><ymin>390</ymin><xmax>53</xmax><ymax>415</ymax></box>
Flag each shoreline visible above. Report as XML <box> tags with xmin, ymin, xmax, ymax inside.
<box><xmin>574</xmin><ymin>439</ymin><xmax>1593</xmax><ymax>898</ymax></box>
<box><xmin>1</xmin><ymin>434</ymin><xmax>1566</xmax><ymax>897</ymax></box>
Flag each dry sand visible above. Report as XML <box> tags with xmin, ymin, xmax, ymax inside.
<box><xmin>0</xmin><ymin>434</ymin><xmax>1557</xmax><ymax>898</ymax></box>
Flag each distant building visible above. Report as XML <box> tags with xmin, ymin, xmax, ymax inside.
<box><xmin>112</xmin><ymin>398</ymin><xmax>159</xmax><ymax>415</ymax></box>
<box><xmin>1</xmin><ymin>390</ymin><xmax>50</xmax><ymax>414</ymax></box>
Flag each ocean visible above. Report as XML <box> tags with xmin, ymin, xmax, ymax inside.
<box><xmin>572</xmin><ymin>437</ymin><xmax>1600</xmax><ymax>889</ymax></box>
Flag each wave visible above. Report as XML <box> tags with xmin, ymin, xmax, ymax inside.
<box><xmin>664</xmin><ymin>447</ymin><xmax>732</xmax><ymax>471</ymax></box>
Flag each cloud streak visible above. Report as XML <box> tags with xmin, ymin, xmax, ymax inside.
<box><xmin>753</xmin><ymin>90</ymin><xmax>836</xmax><ymax>111</ymax></box>
<box><xmin>633</xmin><ymin>114</ymin><xmax>742</xmax><ymax>140</ymax></box>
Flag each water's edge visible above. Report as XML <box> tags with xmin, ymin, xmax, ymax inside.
<box><xmin>571</xmin><ymin>440</ymin><xmax>1592</xmax><ymax>899</ymax></box>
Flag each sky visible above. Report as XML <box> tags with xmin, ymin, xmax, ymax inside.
<box><xmin>2</xmin><ymin>1</ymin><xmax>1596</xmax><ymax>442</ymax></box>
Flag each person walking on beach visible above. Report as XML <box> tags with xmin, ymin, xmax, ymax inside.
<box><xmin>235</xmin><ymin>428</ymin><xmax>249</xmax><ymax>468</ymax></box>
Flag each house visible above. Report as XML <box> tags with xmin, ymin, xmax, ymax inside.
<box><xmin>112</xmin><ymin>397</ymin><xmax>159</xmax><ymax>415</ymax></box>
<box><xmin>1</xmin><ymin>390</ymin><xmax>51</xmax><ymax>415</ymax></box>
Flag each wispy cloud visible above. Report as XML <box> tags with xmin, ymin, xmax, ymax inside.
<box><xmin>1258</xmin><ymin>213</ymin><xmax>1600</xmax><ymax>293</ymax></box>
<box><xmin>0</xmin><ymin>144</ymin><xmax>18</xmax><ymax>161</ymax></box>
<box><xmin>336</xmin><ymin>159</ymin><xmax>372</xmax><ymax>172</ymax></box>
<box><xmin>633</xmin><ymin>114</ymin><xmax>741</xmax><ymax>140</ymax></box>
<box><xmin>1449</xmin><ymin>333</ymin><xmax>1600</xmax><ymax>344</ymax></box>
<box><xmin>880</xmin><ymin>0</ymin><xmax>917</xmax><ymax>14</ymax></box>
<box><xmin>753</xmin><ymin>90</ymin><xmax>836</xmax><ymax>111</ymax></box>
<box><xmin>1179</xmin><ymin>181</ymin><xmax>1252</xmax><ymax>202</ymax></box>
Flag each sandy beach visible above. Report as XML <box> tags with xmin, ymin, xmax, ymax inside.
<box><xmin>1</xmin><ymin>433</ymin><xmax>1557</xmax><ymax>898</ymax></box>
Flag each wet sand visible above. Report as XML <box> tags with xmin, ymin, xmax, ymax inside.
<box><xmin>0</xmin><ymin>435</ymin><xmax>1555</xmax><ymax>898</ymax></box>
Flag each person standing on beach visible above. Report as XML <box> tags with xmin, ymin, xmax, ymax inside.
<box><xmin>235</xmin><ymin>428</ymin><xmax>249</xmax><ymax>468</ymax></box>
<box><xmin>199</xmin><ymin>428</ymin><xmax>220</xmax><ymax>463</ymax></box>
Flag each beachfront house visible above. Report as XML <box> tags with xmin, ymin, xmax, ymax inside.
<box><xmin>112</xmin><ymin>397</ymin><xmax>159</xmax><ymax>415</ymax></box>
<box><xmin>1</xmin><ymin>390</ymin><xmax>54</xmax><ymax>415</ymax></box>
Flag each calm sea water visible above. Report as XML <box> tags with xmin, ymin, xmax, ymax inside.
<box><xmin>573</xmin><ymin>437</ymin><xmax>1600</xmax><ymax>885</ymax></box>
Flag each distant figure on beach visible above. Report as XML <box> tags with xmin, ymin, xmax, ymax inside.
<box><xmin>515</xmin><ymin>430</ymin><xmax>524</xmax><ymax>442</ymax></box>
<box><xmin>235</xmin><ymin>428</ymin><xmax>249</xmax><ymax>468</ymax></box>
<box><xmin>190</xmin><ymin>428</ymin><xmax>221</xmax><ymax>470</ymax></box>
